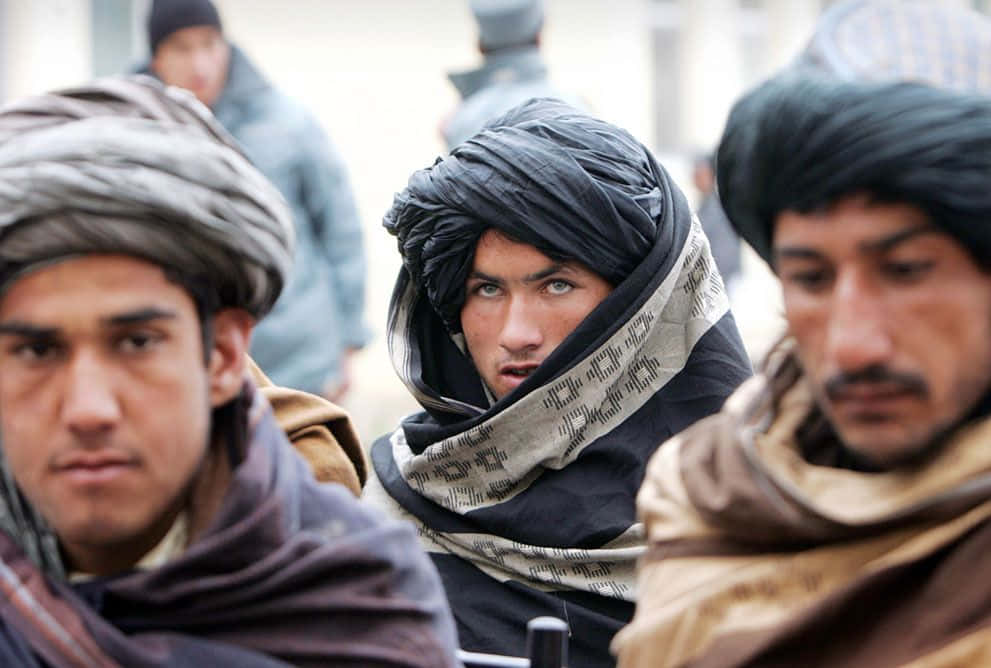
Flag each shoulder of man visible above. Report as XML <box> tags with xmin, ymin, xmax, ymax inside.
<box><xmin>248</xmin><ymin>356</ymin><xmax>366</xmax><ymax>494</ymax></box>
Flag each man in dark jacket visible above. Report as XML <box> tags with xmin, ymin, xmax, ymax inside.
<box><xmin>0</xmin><ymin>75</ymin><xmax>458</xmax><ymax>667</ymax></box>
<box><xmin>146</xmin><ymin>0</ymin><xmax>369</xmax><ymax>401</ymax></box>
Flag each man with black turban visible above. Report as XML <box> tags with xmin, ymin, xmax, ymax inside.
<box><xmin>615</xmin><ymin>2</ymin><xmax>991</xmax><ymax>666</ymax></box>
<box><xmin>0</xmin><ymin>75</ymin><xmax>459</xmax><ymax>667</ymax></box>
<box><xmin>366</xmin><ymin>98</ymin><xmax>751</xmax><ymax>666</ymax></box>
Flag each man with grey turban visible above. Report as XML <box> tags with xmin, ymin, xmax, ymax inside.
<box><xmin>0</xmin><ymin>76</ymin><xmax>458</xmax><ymax>667</ymax></box>
<box><xmin>366</xmin><ymin>98</ymin><xmax>751</xmax><ymax>666</ymax></box>
<box><xmin>615</xmin><ymin>2</ymin><xmax>991</xmax><ymax>666</ymax></box>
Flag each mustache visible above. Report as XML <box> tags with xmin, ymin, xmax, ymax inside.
<box><xmin>824</xmin><ymin>364</ymin><xmax>929</xmax><ymax>400</ymax></box>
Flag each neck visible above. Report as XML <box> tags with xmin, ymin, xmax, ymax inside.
<box><xmin>61</xmin><ymin>497</ymin><xmax>187</xmax><ymax>578</ymax></box>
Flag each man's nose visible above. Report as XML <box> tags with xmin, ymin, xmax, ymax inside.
<box><xmin>61</xmin><ymin>350</ymin><xmax>121</xmax><ymax>438</ymax></box>
<box><xmin>191</xmin><ymin>50</ymin><xmax>214</xmax><ymax>77</ymax></box>
<box><xmin>823</xmin><ymin>271</ymin><xmax>894</xmax><ymax>373</ymax></box>
<box><xmin>499</xmin><ymin>298</ymin><xmax>544</xmax><ymax>353</ymax></box>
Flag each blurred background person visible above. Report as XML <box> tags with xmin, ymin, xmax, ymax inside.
<box><xmin>442</xmin><ymin>0</ymin><xmax>585</xmax><ymax>149</ymax></box>
<box><xmin>143</xmin><ymin>0</ymin><xmax>371</xmax><ymax>402</ymax></box>
<box><xmin>692</xmin><ymin>150</ymin><xmax>741</xmax><ymax>293</ymax></box>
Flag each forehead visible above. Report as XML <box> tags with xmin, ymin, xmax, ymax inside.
<box><xmin>0</xmin><ymin>255</ymin><xmax>195</xmax><ymax>324</ymax></box>
<box><xmin>472</xmin><ymin>229</ymin><xmax>554</xmax><ymax>270</ymax></box>
<box><xmin>158</xmin><ymin>25</ymin><xmax>223</xmax><ymax>50</ymax></box>
<box><xmin>773</xmin><ymin>196</ymin><xmax>935</xmax><ymax>254</ymax></box>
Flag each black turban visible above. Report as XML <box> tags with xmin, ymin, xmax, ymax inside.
<box><xmin>384</xmin><ymin>98</ymin><xmax>665</xmax><ymax>331</ymax></box>
<box><xmin>717</xmin><ymin>72</ymin><xmax>991</xmax><ymax>268</ymax></box>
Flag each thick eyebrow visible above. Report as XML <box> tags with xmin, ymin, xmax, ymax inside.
<box><xmin>102</xmin><ymin>307</ymin><xmax>178</xmax><ymax>327</ymax></box>
<box><xmin>859</xmin><ymin>224</ymin><xmax>939</xmax><ymax>254</ymax></box>
<box><xmin>0</xmin><ymin>307</ymin><xmax>177</xmax><ymax>339</ymax></box>
<box><xmin>0</xmin><ymin>322</ymin><xmax>58</xmax><ymax>339</ymax></box>
<box><xmin>523</xmin><ymin>263</ymin><xmax>568</xmax><ymax>283</ymax></box>
<box><xmin>467</xmin><ymin>270</ymin><xmax>503</xmax><ymax>285</ymax></box>
<box><xmin>467</xmin><ymin>264</ymin><xmax>569</xmax><ymax>285</ymax></box>
<box><xmin>773</xmin><ymin>247</ymin><xmax>824</xmax><ymax>264</ymax></box>
<box><xmin>774</xmin><ymin>224</ymin><xmax>941</xmax><ymax>265</ymax></box>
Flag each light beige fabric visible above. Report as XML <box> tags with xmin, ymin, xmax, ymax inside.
<box><xmin>614</xmin><ymin>346</ymin><xmax>991</xmax><ymax>667</ymax></box>
<box><xmin>249</xmin><ymin>358</ymin><xmax>365</xmax><ymax>495</ymax></box>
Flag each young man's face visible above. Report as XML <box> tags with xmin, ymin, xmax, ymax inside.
<box><xmin>0</xmin><ymin>254</ymin><xmax>248</xmax><ymax>573</ymax></box>
<box><xmin>151</xmin><ymin>25</ymin><xmax>230</xmax><ymax>108</ymax></box>
<box><xmin>775</xmin><ymin>195</ymin><xmax>991</xmax><ymax>468</ymax></box>
<box><xmin>460</xmin><ymin>230</ymin><xmax>613</xmax><ymax>399</ymax></box>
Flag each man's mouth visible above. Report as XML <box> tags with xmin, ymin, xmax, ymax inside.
<box><xmin>53</xmin><ymin>451</ymin><xmax>138</xmax><ymax>486</ymax></box>
<box><xmin>827</xmin><ymin>382</ymin><xmax>922</xmax><ymax>418</ymax></box>
<box><xmin>498</xmin><ymin>363</ymin><xmax>541</xmax><ymax>387</ymax></box>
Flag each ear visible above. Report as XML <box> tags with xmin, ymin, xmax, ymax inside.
<box><xmin>208</xmin><ymin>308</ymin><xmax>255</xmax><ymax>407</ymax></box>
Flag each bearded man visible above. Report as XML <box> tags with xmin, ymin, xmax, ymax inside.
<box><xmin>0</xmin><ymin>76</ymin><xmax>458</xmax><ymax>667</ymax></box>
<box><xmin>614</xmin><ymin>2</ymin><xmax>991</xmax><ymax>666</ymax></box>
<box><xmin>366</xmin><ymin>98</ymin><xmax>752</xmax><ymax>666</ymax></box>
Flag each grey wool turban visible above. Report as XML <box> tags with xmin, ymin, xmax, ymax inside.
<box><xmin>0</xmin><ymin>75</ymin><xmax>293</xmax><ymax>317</ymax></box>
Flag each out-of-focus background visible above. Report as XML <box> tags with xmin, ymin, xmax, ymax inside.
<box><xmin>1</xmin><ymin>0</ymin><xmax>988</xmax><ymax>443</ymax></box>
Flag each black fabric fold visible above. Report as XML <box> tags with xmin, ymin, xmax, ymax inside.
<box><xmin>385</xmin><ymin>98</ymin><xmax>671</xmax><ymax>333</ymax></box>
<box><xmin>718</xmin><ymin>73</ymin><xmax>991</xmax><ymax>267</ymax></box>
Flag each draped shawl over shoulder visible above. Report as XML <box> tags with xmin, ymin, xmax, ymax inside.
<box><xmin>368</xmin><ymin>99</ymin><xmax>752</xmax><ymax>664</ymax></box>
<box><xmin>0</xmin><ymin>386</ymin><xmax>458</xmax><ymax>667</ymax></box>
<box><xmin>614</xmin><ymin>344</ymin><xmax>991</xmax><ymax>667</ymax></box>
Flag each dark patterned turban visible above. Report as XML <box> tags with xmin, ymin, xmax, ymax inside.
<box><xmin>383</xmin><ymin>98</ymin><xmax>664</xmax><ymax>332</ymax></box>
<box><xmin>0</xmin><ymin>75</ymin><xmax>293</xmax><ymax>316</ymax></box>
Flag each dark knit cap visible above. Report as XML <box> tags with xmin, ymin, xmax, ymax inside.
<box><xmin>148</xmin><ymin>0</ymin><xmax>223</xmax><ymax>54</ymax></box>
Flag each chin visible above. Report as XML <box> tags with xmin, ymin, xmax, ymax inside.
<box><xmin>56</xmin><ymin>512</ymin><xmax>141</xmax><ymax>546</ymax></box>
<box><xmin>840</xmin><ymin>428</ymin><xmax>947</xmax><ymax>470</ymax></box>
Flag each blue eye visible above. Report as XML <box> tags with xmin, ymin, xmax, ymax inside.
<box><xmin>474</xmin><ymin>283</ymin><xmax>501</xmax><ymax>297</ymax></box>
<box><xmin>546</xmin><ymin>280</ymin><xmax>574</xmax><ymax>295</ymax></box>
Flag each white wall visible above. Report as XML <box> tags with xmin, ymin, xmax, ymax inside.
<box><xmin>0</xmin><ymin>0</ymin><xmax>92</xmax><ymax>101</ymax></box>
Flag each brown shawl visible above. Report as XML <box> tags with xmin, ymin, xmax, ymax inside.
<box><xmin>248</xmin><ymin>358</ymin><xmax>366</xmax><ymax>494</ymax></box>
<box><xmin>614</xmin><ymin>344</ymin><xmax>991</xmax><ymax>667</ymax></box>
<box><xmin>0</xmin><ymin>384</ymin><xmax>457</xmax><ymax>667</ymax></box>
